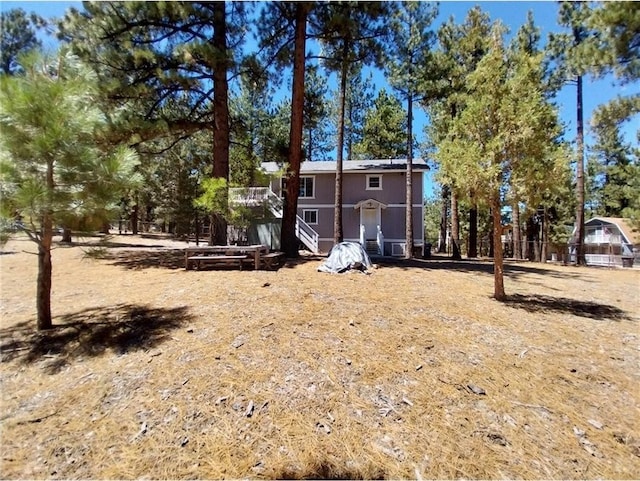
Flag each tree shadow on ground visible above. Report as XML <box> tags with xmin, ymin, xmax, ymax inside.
<box><xmin>77</xmin><ymin>243</ymin><xmax>593</xmax><ymax>282</ymax></box>
<box><xmin>106</xmin><ymin>249</ymin><xmax>296</xmax><ymax>271</ymax></box>
<box><xmin>280</xmin><ymin>254</ymin><xmax>326</xmax><ymax>269</ymax></box>
<box><xmin>271</xmin><ymin>462</ymin><xmax>385</xmax><ymax>480</ymax></box>
<box><xmin>59</xmin><ymin>240</ymin><xmax>170</xmax><ymax>250</ymax></box>
<box><xmin>376</xmin><ymin>256</ymin><xmax>591</xmax><ymax>282</ymax></box>
<box><xmin>103</xmin><ymin>249</ymin><xmax>186</xmax><ymax>270</ymax></box>
<box><xmin>0</xmin><ymin>304</ymin><xmax>192</xmax><ymax>373</ymax></box>
<box><xmin>504</xmin><ymin>294</ymin><xmax>633</xmax><ymax>321</ymax></box>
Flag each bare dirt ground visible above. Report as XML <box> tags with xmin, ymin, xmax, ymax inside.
<box><xmin>0</xmin><ymin>233</ymin><xmax>638</xmax><ymax>479</ymax></box>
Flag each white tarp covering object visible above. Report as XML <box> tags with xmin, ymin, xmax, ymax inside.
<box><xmin>318</xmin><ymin>242</ymin><xmax>373</xmax><ymax>274</ymax></box>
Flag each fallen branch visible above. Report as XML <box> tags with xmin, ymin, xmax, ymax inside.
<box><xmin>510</xmin><ymin>401</ymin><xmax>553</xmax><ymax>414</ymax></box>
<box><xmin>15</xmin><ymin>411</ymin><xmax>59</xmax><ymax>425</ymax></box>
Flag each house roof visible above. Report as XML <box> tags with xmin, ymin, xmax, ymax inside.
<box><xmin>261</xmin><ymin>158</ymin><xmax>429</xmax><ymax>174</ymax></box>
<box><xmin>586</xmin><ymin>217</ymin><xmax>640</xmax><ymax>245</ymax></box>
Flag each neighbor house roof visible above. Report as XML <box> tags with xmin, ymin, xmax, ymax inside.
<box><xmin>587</xmin><ymin>217</ymin><xmax>640</xmax><ymax>245</ymax></box>
<box><xmin>261</xmin><ymin>158</ymin><xmax>429</xmax><ymax>174</ymax></box>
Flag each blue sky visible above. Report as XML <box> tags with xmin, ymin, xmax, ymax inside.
<box><xmin>3</xmin><ymin>1</ymin><xmax>637</xmax><ymax>197</ymax></box>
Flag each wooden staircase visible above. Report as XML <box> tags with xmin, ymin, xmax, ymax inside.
<box><xmin>365</xmin><ymin>240</ymin><xmax>380</xmax><ymax>256</ymax></box>
<box><xmin>229</xmin><ymin>187</ymin><xmax>319</xmax><ymax>254</ymax></box>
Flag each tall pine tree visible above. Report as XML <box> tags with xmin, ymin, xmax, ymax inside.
<box><xmin>548</xmin><ymin>1</ymin><xmax>598</xmax><ymax>265</ymax></box>
<box><xmin>313</xmin><ymin>1</ymin><xmax>388</xmax><ymax>243</ymax></box>
<box><xmin>385</xmin><ymin>1</ymin><xmax>439</xmax><ymax>258</ymax></box>
<box><xmin>0</xmin><ymin>50</ymin><xmax>139</xmax><ymax>330</ymax></box>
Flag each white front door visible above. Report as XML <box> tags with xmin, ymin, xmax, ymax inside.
<box><xmin>362</xmin><ymin>207</ymin><xmax>378</xmax><ymax>240</ymax></box>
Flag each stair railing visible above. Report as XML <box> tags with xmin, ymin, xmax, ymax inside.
<box><xmin>229</xmin><ymin>186</ymin><xmax>318</xmax><ymax>254</ymax></box>
<box><xmin>295</xmin><ymin>215</ymin><xmax>319</xmax><ymax>254</ymax></box>
<box><xmin>376</xmin><ymin>225</ymin><xmax>384</xmax><ymax>255</ymax></box>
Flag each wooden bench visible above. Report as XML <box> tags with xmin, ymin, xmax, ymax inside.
<box><xmin>261</xmin><ymin>251</ymin><xmax>285</xmax><ymax>270</ymax></box>
<box><xmin>186</xmin><ymin>255</ymin><xmax>248</xmax><ymax>270</ymax></box>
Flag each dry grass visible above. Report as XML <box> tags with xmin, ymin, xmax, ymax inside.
<box><xmin>1</xmin><ymin>233</ymin><xmax>639</xmax><ymax>479</ymax></box>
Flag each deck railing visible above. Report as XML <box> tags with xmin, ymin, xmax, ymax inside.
<box><xmin>229</xmin><ymin>187</ymin><xmax>319</xmax><ymax>254</ymax></box>
<box><xmin>585</xmin><ymin>254</ymin><xmax>622</xmax><ymax>267</ymax></box>
<box><xmin>585</xmin><ymin>234</ymin><xmax>622</xmax><ymax>244</ymax></box>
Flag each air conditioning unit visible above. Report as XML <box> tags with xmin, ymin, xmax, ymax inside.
<box><xmin>391</xmin><ymin>242</ymin><xmax>406</xmax><ymax>257</ymax></box>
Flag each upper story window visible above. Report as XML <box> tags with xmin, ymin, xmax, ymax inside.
<box><xmin>299</xmin><ymin>176</ymin><xmax>315</xmax><ymax>198</ymax></box>
<box><xmin>280</xmin><ymin>176</ymin><xmax>315</xmax><ymax>198</ymax></box>
<box><xmin>366</xmin><ymin>174</ymin><xmax>382</xmax><ymax>190</ymax></box>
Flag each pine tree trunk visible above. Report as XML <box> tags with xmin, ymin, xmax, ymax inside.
<box><xmin>526</xmin><ymin>216</ymin><xmax>535</xmax><ymax>261</ymax></box>
<box><xmin>37</xmin><ymin>159</ymin><xmax>55</xmax><ymax>330</ymax></box>
<box><xmin>438</xmin><ymin>186</ymin><xmax>449</xmax><ymax>253</ymax></box>
<box><xmin>488</xmin><ymin>217</ymin><xmax>494</xmax><ymax>259</ymax></box>
<box><xmin>574</xmin><ymin>72</ymin><xmax>585</xmax><ymax>265</ymax></box>
<box><xmin>334</xmin><ymin>45</ymin><xmax>349</xmax><ymax>244</ymax></box>
<box><xmin>468</xmin><ymin>195</ymin><xmax>477</xmax><ymax>258</ymax></box>
<box><xmin>281</xmin><ymin>3</ymin><xmax>309</xmax><ymax>257</ymax></box>
<box><xmin>210</xmin><ymin>213</ymin><xmax>227</xmax><ymax>246</ymax></box>
<box><xmin>541</xmin><ymin>207</ymin><xmax>548</xmax><ymax>262</ymax></box>
<box><xmin>61</xmin><ymin>226</ymin><xmax>72</xmax><ymax>243</ymax></box>
<box><xmin>346</xmin><ymin>94</ymin><xmax>354</xmax><ymax>161</ymax></box>
<box><xmin>131</xmin><ymin>204</ymin><xmax>139</xmax><ymax>235</ymax></box>
<box><xmin>491</xmin><ymin>192</ymin><xmax>506</xmax><ymax>301</ymax></box>
<box><xmin>451</xmin><ymin>190</ymin><xmax>461</xmax><ymax>260</ymax></box>
<box><xmin>405</xmin><ymin>94</ymin><xmax>413</xmax><ymax>259</ymax></box>
<box><xmin>211</xmin><ymin>0</ymin><xmax>230</xmax><ymax>246</ymax></box>
<box><xmin>37</xmin><ymin>230</ymin><xmax>53</xmax><ymax>330</ymax></box>
<box><xmin>512</xmin><ymin>200</ymin><xmax>521</xmax><ymax>259</ymax></box>
<box><xmin>195</xmin><ymin>210</ymin><xmax>200</xmax><ymax>246</ymax></box>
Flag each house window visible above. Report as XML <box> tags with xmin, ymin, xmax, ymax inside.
<box><xmin>280</xmin><ymin>176</ymin><xmax>314</xmax><ymax>198</ymax></box>
<box><xmin>303</xmin><ymin>209</ymin><xmax>318</xmax><ymax>225</ymax></box>
<box><xmin>300</xmin><ymin>176</ymin><xmax>315</xmax><ymax>198</ymax></box>
<box><xmin>366</xmin><ymin>174</ymin><xmax>382</xmax><ymax>190</ymax></box>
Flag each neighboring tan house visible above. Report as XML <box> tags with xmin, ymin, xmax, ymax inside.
<box><xmin>571</xmin><ymin>217</ymin><xmax>639</xmax><ymax>267</ymax></box>
<box><xmin>230</xmin><ymin>159</ymin><xmax>428</xmax><ymax>256</ymax></box>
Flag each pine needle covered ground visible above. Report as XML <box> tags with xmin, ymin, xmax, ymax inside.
<box><xmin>1</xmin><ymin>234</ymin><xmax>638</xmax><ymax>479</ymax></box>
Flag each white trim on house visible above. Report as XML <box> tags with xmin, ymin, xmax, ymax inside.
<box><xmin>296</xmin><ymin>203</ymin><xmax>423</xmax><ymax>209</ymax></box>
<box><xmin>296</xmin><ymin>204</ymin><xmax>339</xmax><ymax>209</ymax></box>
<box><xmin>387</xmin><ymin>203</ymin><xmax>424</xmax><ymax>208</ymax></box>
<box><xmin>302</xmin><ymin>209</ymin><xmax>318</xmax><ymax>225</ymax></box>
<box><xmin>299</xmin><ymin>175</ymin><xmax>316</xmax><ymax>199</ymax></box>
<box><xmin>318</xmin><ymin>237</ymin><xmax>423</xmax><ymax>243</ymax></box>
<box><xmin>568</xmin><ymin>216</ymin><xmax>639</xmax><ymax>266</ymax></box>
<box><xmin>353</xmin><ymin>199</ymin><xmax>388</xmax><ymax>210</ymax></box>
<box><xmin>391</xmin><ymin>243</ymin><xmax>406</xmax><ymax>257</ymax></box>
<box><xmin>385</xmin><ymin>238</ymin><xmax>423</xmax><ymax>244</ymax></box>
<box><xmin>366</xmin><ymin>174</ymin><xmax>383</xmax><ymax>190</ymax></box>
<box><xmin>356</xmin><ymin>199</ymin><xmax>385</xmax><ymax>242</ymax></box>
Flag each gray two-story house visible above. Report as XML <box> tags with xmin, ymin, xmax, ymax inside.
<box><xmin>259</xmin><ymin>159</ymin><xmax>428</xmax><ymax>256</ymax></box>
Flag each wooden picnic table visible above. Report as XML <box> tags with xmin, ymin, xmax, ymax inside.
<box><xmin>185</xmin><ymin>244</ymin><xmax>269</xmax><ymax>270</ymax></box>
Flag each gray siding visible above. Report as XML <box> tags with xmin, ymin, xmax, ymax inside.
<box><xmin>342</xmin><ymin>171</ymin><xmax>423</xmax><ymax>205</ymax></box>
<box><xmin>270</xmin><ymin>169</ymin><xmax>425</xmax><ymax>254</ymax></box>
<box><xmin>272</xmin><ymin>171</ymin><xmax>424</xmax><ymax>206</ymax></box>
<box><xmin>381</xmin><ymin>206</ymin><xmax>423</xmax><ymax>240</ymax></box>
